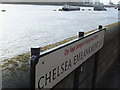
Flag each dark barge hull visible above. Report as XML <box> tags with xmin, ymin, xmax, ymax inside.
<box><xmin>62</xmin><ymin>8</ymin><xmax>80</xmax><ymax>11</ymax></box>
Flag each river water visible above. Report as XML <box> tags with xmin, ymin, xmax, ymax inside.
<box><xmin>0</xmin><ymin>4</ymin><xmax>119</xmax><ymax>60</ymax></box>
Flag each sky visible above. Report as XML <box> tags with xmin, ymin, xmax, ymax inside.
<box><xmin>100</xmin><ymin>0</ymin><xmax>119</xmax><ymax>4</ymax></box>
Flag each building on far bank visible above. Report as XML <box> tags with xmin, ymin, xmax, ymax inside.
<box><xmin>92</xmin><ymin>0</ymin><xmax>101</xmax><ymax>5</ymax></box>
<box><xmin>1</xmin><ymin>0</ymin><xmax>101</xmax><ymax>5</ymax></box>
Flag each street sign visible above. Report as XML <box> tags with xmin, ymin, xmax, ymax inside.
<box><xmin>35</xmin><ymin>30</ymin><xmax>104</xmax><ymax>89</ymax></box>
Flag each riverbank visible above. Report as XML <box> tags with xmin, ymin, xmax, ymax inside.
<box><xmin>1</xmin><ymin>22</ymin><xmax>119</xmax><ymax>72</ymax></box>
<box><xmin>1</xmin><ymin>29</ymin><xmax>98</xmax><ymax>71</ymax></box>
<box><xmin>1</xmin><ymin>22</ymin><xmax>119</xmax><ymax>88</ymax></box>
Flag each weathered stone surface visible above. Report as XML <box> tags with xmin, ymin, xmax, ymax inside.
<box><xmin>52</xmin><ymin>71</ymin><xmax>74</xmax><ymax>88</ymax></box>
<box><xmin>78</xmin><ymin>55</ymin><xmax>95</xmax><ymax>84</ymax></box>
<box><xmin>78</xmin><ymin>72</ymin><xmax>93</xmax><ymax>88</ymax></box>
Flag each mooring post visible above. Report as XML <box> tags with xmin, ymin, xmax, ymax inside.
<box><xmin>31</xmin><ymin>47</ymin><xmax>40</xmax><ymax>56</ymax></box>
<box><xmin>98</xmin><ymin>25</ymin><xmax>103</xmax><ymax>30</ymax></box>
<box><xmin>79</xmin><ymin>32</ymin><xmax>84</xmax><ymax>38</ymax></box>
<box><xmin>30</xmin><ymin>47</ymin><xmax>40</xmax><ymax>90</ymax></box>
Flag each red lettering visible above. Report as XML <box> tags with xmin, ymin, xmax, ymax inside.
<box><xmin>64</xmin><ymin>49</ymin><xmax>69</xmax><ymax>56</ymax></box>
<box><xmin>70</xmin><ymin>46</ymin><xmax>75</xmax><ymax>53</ymax></box>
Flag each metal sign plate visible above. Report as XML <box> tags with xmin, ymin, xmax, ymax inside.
<box><xmin>35</xmin><ymin>30</ymin><xmax>104</xmax><ymax>89</ymax></box>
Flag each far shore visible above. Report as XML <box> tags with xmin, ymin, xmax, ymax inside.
<box><xmin>1</xmin><ymin>2</ymin><xmax>116</xmax><ymax>7</ymax></box>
